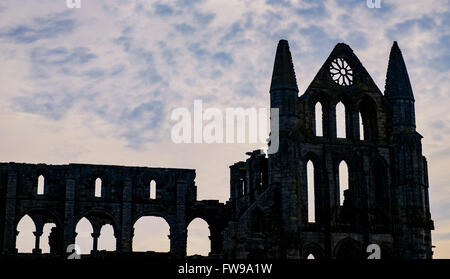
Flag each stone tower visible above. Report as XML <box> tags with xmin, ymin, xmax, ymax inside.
<box><xmin>223</xmin><ymin>40</ymin><xmax>433</xmax><ymax>259</ymax></box>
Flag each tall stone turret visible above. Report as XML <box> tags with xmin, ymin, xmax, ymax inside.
<box><xmin>269</xmin><ymin>40</ymin><xmax>301</xmax><ymax>258</ymax></box>
<box><xmin>385</xmin><ymin>41</ymin><xmax>433</xmax><ymax>258</ymax></box>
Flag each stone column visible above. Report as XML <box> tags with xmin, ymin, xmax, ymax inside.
<box><xmin>324</xmin><ymin>151</ymin><xmax>335</xmax><ymax>258</ymax></box>
<box><xmin>170</xmin><ymin>180</ymin><xmax>187</xmax><ymax>257</ymax></box>
<box><xmin>120</xmin><ymin>179</ymin><xmax>133</xmax><ymax>252</ymax></box>
<box><xmin>2</xmin><ymin>169</ymin><xmax>18</xmax><ymax>254</ymax></box>
<box><xmin>32</xmin><ymin>218</ymin><xmax>44</xmax><ymax>254</ymax></box>
<box><xmin>62</xmin><ymin>178</ymin><xmax>76</xmax><ymax>255</ymax></box>
<box><xmin>91</xmin><ymin>231</ymin><xmax>100</xmax><ymax>253</ymax></box>
<box><xmin>329</xmin><ymin>106</ymin><xmax>337</xmax><ymax>139</ymax></box>
<box><xmin>209</xmin><ymin>226</ymin><xmax>223</xmax><ymax>255</ymax></box>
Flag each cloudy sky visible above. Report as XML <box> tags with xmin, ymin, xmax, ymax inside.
<box><xmin>0</xmin><ymin>0</ymin><xmax>449</xmax><ymax>258</ymax></box>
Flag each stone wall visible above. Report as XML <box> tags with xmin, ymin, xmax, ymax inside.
<box><xmin>0</xmin><ymin>163</ymin><xmax>226</xmax><ymax>257</ymax></box>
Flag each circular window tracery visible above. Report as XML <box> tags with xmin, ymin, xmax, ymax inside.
<box><xmin>330</xmin><ymin>58</ymin><xmax>353</xmax><ymax>86</ymax></box>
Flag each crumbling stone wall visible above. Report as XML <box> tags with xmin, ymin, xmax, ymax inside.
<box><xmin>0</xmin><ymin>163</ymin><xmax>226</xmax><ymax>257</ymax></box>
<box><xmin>222</xmin><ymin>40</ymin><xmax>433</xmax><ymax>259</ymax></box>
<box><xmin>0</xmin><ymin>40</ymin><xmax>434</xmax><ymax>260</ymax></box>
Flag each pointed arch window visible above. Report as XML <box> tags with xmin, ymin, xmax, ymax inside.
<box><xmin>336</xmin><ymin>102</ymin><xmax>346</xmax><ymax>138</ymax></box>
<box><xmin>95</xmin><ymin>178</ymin><xmax>102</xmax><ymax>198</ymax></box>
<box><xmin>307</xmin><ymin>161</ymin><xmax>315</xmax><ymax>223</ymax></box>
<box><xmin>150</xmin><ymin>180</ymin><xmax>156</xmax><ymax>199</ymax></box>
<box><xmin>338</xmin><ymin>161</ymin><xmax>349</xmax><ymax>206</ymax></box>
<box><xmin>315</xmin><ymin>102</ymin><xmax>323</xmax><ymax>137</ymax></box>
<box><xmin>37</xmin><ymin>175</ymin><xmax>45</xmax><ymax>195</ymax></box>
<box><xmin>358</xmin><ymin>98</ymin><xmax>378</xmax><ymax>142</ymax></box>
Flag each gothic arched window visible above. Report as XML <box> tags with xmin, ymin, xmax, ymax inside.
<box><xmin>315</xmin><ymin>102</ymin><xmax>323</xmax><ymax>137</ymax></box>
<box><xmin>338</xmin><ymin>161</ymin><xmax>349</xmax><ymax>206</ymax></box>
<box><xmin>336</xmin><ymin>102</ymin><xmax>346</xmax><ymax>138</ymax></box>
<box><xmin>95</xmin><ymin>178</ymin><xmax>102</xmax><ymax>197</ymax></box>
<box><xmin>150</xmin><ymin>180</ymin><xmax>156</xmax><ymax>199</ymax></box>
<box><xmin>37</xmin><ymin>175</ymin><xmax>45</xmax><ymax>195</ymax></box>
<box><xmin>307</xmin><ymin>161</ymin><xmax>316</xmax><ymax>223</ymax></box>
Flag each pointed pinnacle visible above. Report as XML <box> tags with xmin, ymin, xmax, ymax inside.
<box><xmin>270</xmin><ymin>40</ymin><xmax>298</xmax><ymax>92</ymax></box>
<box><xmin>385</xmin><ymin>41</ymin><xmax>415</xmax><ymax>101</ymax></box>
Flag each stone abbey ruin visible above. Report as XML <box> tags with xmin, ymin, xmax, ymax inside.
<box><xmin>0</xmin><ymin>40</ymin><xmax>433</xmax><ymax>259</ymax></box>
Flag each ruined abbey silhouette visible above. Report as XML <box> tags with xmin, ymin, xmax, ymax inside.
<box><xmin>0</xmin><ymin>40</ymin><xmax>434</xmax><ymax>259</ymax></box>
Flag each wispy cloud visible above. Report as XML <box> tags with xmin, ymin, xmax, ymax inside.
<box><xmin>0</xmin><ymin>12</ymin><xmax>75</xmax><ymax>43</ymax></box>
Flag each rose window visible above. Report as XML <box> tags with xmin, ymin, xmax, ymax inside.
<box><xmin>329</xmin><ymin>58</ymin><xmax>353</xmax><ymax>86</ymax></box>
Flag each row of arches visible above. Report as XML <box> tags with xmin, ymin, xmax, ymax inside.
<box><xmin>36</xmin><ymin>176</ymin><xmax>157</xmax><ymax>200</ymax></box>
<box><xmin>313</xmin><ymin>97</ymin><xmax>377</xmax><ymax>141</ymax></box>
<box><xmin>15</xmin><ymin>215</ymin><xmax>210</xmax><ymax>256</ymax></box>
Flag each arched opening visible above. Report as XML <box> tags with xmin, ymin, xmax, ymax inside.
<box><xmin>336</xmin><ymin>102</ymin><xmax>346</xmax><ymax>138</ymax></box>
<box><xmin>16</xmin><ymin>215</ymin><xmax>35</xmax><ymax>253</ymax></box>
<box><xmin>37</xmin><ymin>175</ymin><xmax>45</xmax><ymax>195</ymax></box>
<box><xmin>98</xmin><ymin>224</ymin><xmax>116</xmax><ymax>251</ymax></box>
<box><xmin>75</xmin><ymin>217</ymin><xmax>93</xmax><ymax>255</ymax></box>
<box><xmin>307</xmin><ymin>254</ymin><xmax>315</xmax><ymax>259</ymax></box>
<box><xmin>40</xmin><ymin>223</ymin><xmax>56</xmax><ymax>253</ymax></box>
<box><xmin>150</xmin><ymin>180</ymin><xmax>156</xmax><ymax>199</ymax></box>
<box><xmin>359</xmin><ymin>112</ymin><xmax>365</xmax><ymax>140</ymax></box>
<box><xmin>307</xmin><ymin>161</ymin><xmax>315</xmax><ymax>223</ymax></box>
<box><xmin>132</xmin><ymin>216</ymin><xmax>170</xmax><ymax>252</ymax></box>
<box><xmin>187</xmin><ymin>218</ymin><xmax>210</xmax><ymax>256</ymax></box>
<box><xmin>315</xmin><ymin>102</ymin><xmax>323</xmax><ymax>137</ymax></box>
<box><xmin>338</xmin><ymin>161</ymin><xmax>349</xmax><ymax>206</ymax></box>
<box><xmin>358</xmin><ymin>98</ymin><xmax>377</xmax><ymax>141</ymax></box>
<box><xmin>95</xmin><ymin>178</ymin><xmax>102</xmax><ymax>197</ymax></box>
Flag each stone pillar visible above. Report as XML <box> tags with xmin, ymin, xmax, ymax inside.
<box><xmin>2</xmin><ymin>169</ymin><xmax>18</xmax><ymax>254</ymax></box>
<box><xmin>170</xmin><ymin>180</ymin><xmax>187</xmax><ymax>257</ymax></box>
<box><xmin>325</xmin><ymin>152</ymin><xmax>337</xmax><ymax>225</ymax></box>
<box><xmin>329</xmin><ymin>106</ymin><xmax>337</xmax><ymax>139</ymax></box>
<box><xmin>209</xmin><ymin>226</ymin><xmax>223</xmax><ymax>255</ymax></box>
<box><xmin>32</xmin><ymin>218</ymin><xmax>44</xmax><ymax>254</ymax></box>
<box><xmin>62</xmin><ymin>178</ymin><xmax>76</xmax><ymax>254</ymax></box>
<box><xmin>360</xmin><ymin>152</ymin><xmax>371</xmax><ymax>230</ymax></box>
<box><xmin>120</xmin><ymin>179</ymin><xmax>133</xmax><ymax>252</ymax></box>
<box><xmin>324</xmin><ymin>151</ymin><xmax>335</xmax><ymax>258</ymax></box>
<box><xmin>91</xmin><ymin>231</ymin><xmax>100</xmax><ymax>253</ymax></box>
